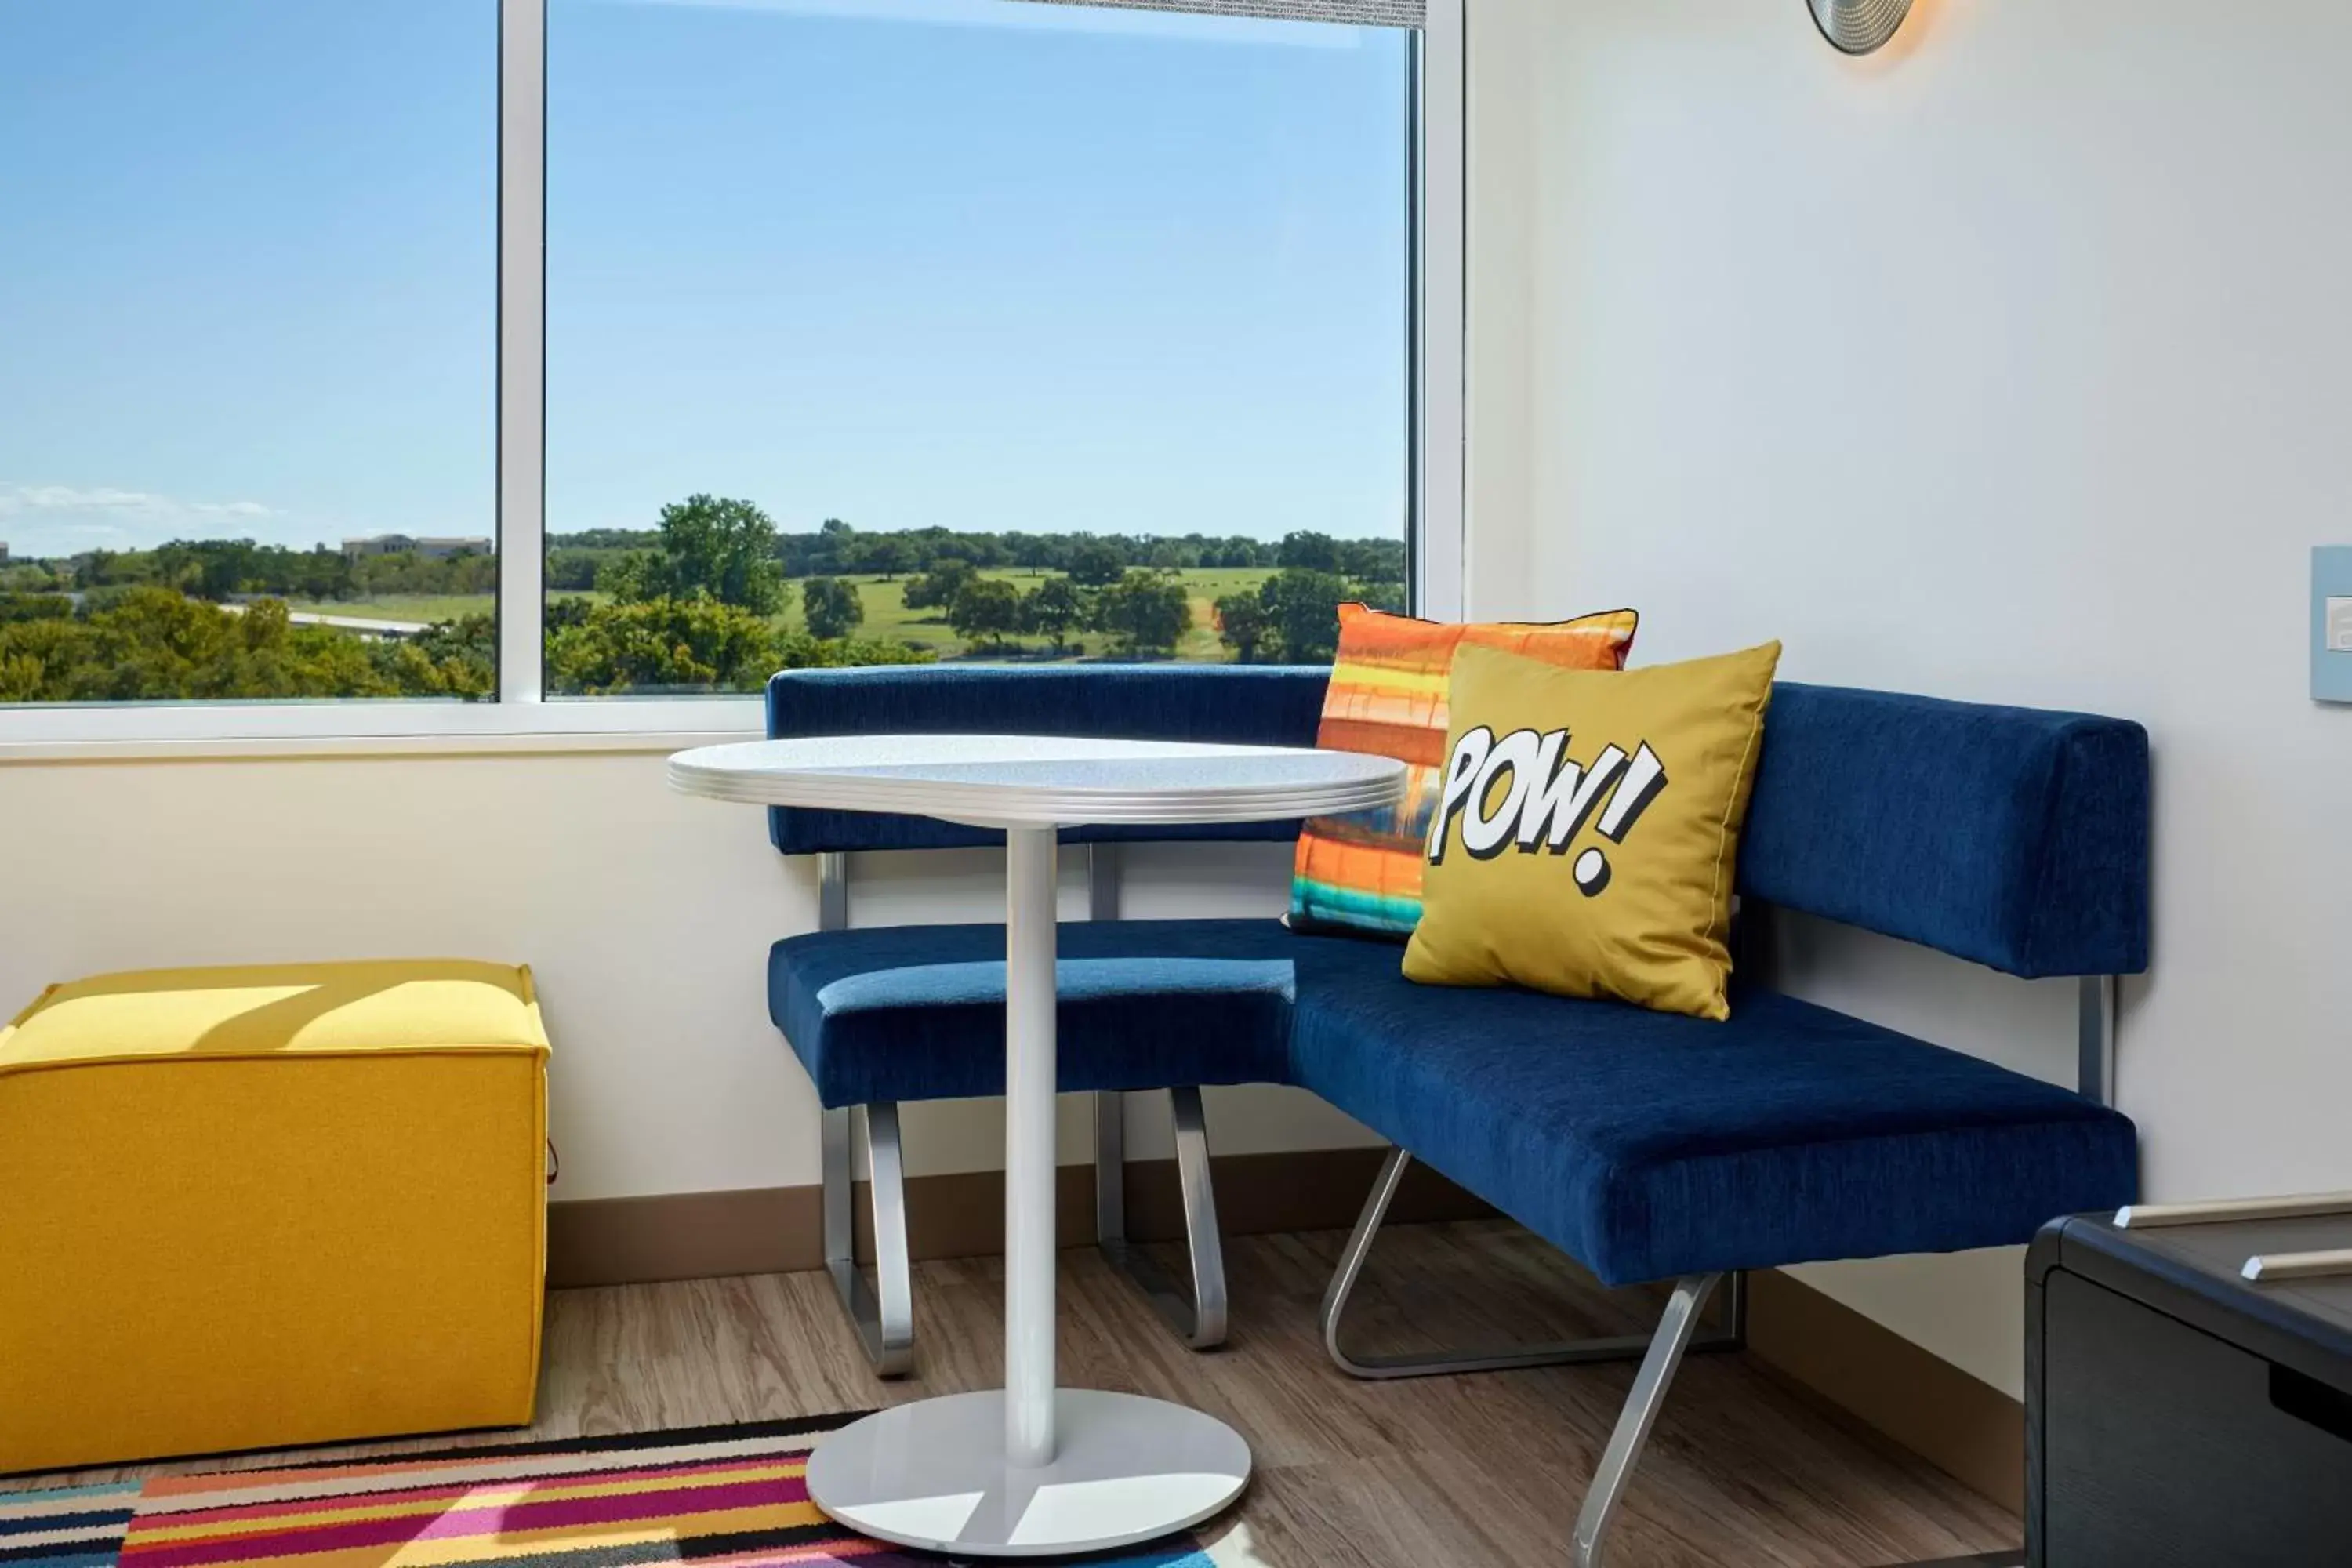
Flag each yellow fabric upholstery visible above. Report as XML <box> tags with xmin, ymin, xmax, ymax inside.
<box><xmin>1404</xmin><ymin>643</ymin><xmax>1782</xmax><ymax>1021</ymax></box>
<box><xmin>0</xmin><ymin>960</ymin><xmax>549</xmax><ymax>1473</ymax></box>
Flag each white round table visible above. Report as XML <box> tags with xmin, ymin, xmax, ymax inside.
<box><xmin>669</xmin><ymin>733</ymin><xmax>1405</xmax><ymax>1559</ymax></box>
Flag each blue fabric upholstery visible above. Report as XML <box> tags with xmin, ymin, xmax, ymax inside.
<box><xmin>1276</xmin><ymin>931</ymin><xmax>2140</xmax><ymax>1285</ymax></box>
<box><xmin>768</xmin><ymin>917</ymin><xmax>2141</xmax><ymax>1285</ymax></box>
<box><xmin>767</xmin><ymin>666</ymin><xmax>2153</xmax><ymax>982</ymax></box>
<box><xmin>768</xmin><ymin>920</ymin><xmax>1296</xmax><ymax>1107</ymax></box>
<box><xmin>1740</xmin><ymin>683</ymin><xmax>2150</xmax><ymax>978</ymax></box>
<box><xmin>758</xmin><ymin>668</ymin><xmax>2151</xmax><ymax>1284</ymax></box>
<box><xmin>764</xmin><ymin>664</ymin><xmax>1333</xmax><ymax>855</ymax></box>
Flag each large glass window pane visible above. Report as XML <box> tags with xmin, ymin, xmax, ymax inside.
<box><xmin>0</xmin><ymin>1</ymin><xmax>497</xmax><ymax>706</ymax></box>
<box><xmin>546</xmin><ymin>0</ymin><xmax>1409</xmax><ymax>697</ymax></box>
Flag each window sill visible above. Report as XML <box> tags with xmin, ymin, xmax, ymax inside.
<box><xmin>0</xmin><ymin>697</ymin><xmax>767</xmax><ymax>764</ymax></box>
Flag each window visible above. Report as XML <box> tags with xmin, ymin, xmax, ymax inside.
<box><xmin>543</xmin><ymin>0</ymin><xmax>1414</xmax><ymax>697</ymax></box>
<box><xmin>0</xmin><ymin>0</ymin><xmax>499</xmax><ymax>708</ymax></box>
<box><xmin>0</xmin><ymin>0</ymin><xmax>1458</xmax><ymax>744</ymax></box>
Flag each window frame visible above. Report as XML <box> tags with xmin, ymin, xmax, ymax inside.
<box><xmin>0</xmin><ymin>0</ymin><xmax>1465</xmax><ymax>760</ymax></box>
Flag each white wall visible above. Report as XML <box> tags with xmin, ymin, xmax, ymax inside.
<box><xmin>1465</xmin><ymin>0</ymin><xmax>2352</xmax><ymax>1393</ymax></box>
<box><xmin>0</xmin><ymin>753</ymin><xmax>1374</xmax><ymax>1202</ymax></box>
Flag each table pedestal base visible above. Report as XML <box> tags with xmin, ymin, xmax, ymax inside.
<box><xmin>805</xmin><ymin>1388</ymin><xmax>1250</xmax><ymax>1559</ymax></box>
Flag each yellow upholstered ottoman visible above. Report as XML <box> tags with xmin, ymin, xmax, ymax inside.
<box><xmin>0</xmin><ymin>960</ymin><xmax>550</xmax><ymax>1473</ymax></box>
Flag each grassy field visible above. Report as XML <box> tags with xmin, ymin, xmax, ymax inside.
<box><xmin>283</xmin><ymin>569</ymin><xmax>1272</xmax><ymax>661</ymax></box>
<box><xmin>784</xmin><ymin>566</ymin><xmax>1271</xmax><ymax>660</ymax></box>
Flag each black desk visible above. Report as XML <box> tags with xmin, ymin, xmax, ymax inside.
<box><xmin>2029</xmin><ymin>1210</ymin><xmax>2352</xmax><ymax>1566</ymax></box>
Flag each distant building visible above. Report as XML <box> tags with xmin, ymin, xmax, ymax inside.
<box><xmin>342</xmin><ymin>534</ymin><xmax>492</xmax><ymax>561</ymax></box>
<box><xmin>0</xmin><ymin>541</ymin><xmax>9</xmax><ymax>564</ymax></box>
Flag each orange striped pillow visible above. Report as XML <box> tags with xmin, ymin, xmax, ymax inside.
<box><xmin>1290</xmin><ymin>603</ymin><xmax>1639</xmax><ymax>938</ymax></box>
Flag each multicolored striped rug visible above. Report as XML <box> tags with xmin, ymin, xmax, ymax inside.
<box><xmin>1</xmin><ymin>1417</ymin><xmax>1211</xmax><ymax>1568</ymax></box>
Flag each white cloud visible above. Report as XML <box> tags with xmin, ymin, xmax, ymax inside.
<box><xmin>0</xmin><ymin>485</ymin><xmax>282</xmax><ymax>557</ymax></box>
<box><xmin>0</xmin><ymin>485</ymin><xmax>275</xmax><ymax>521</ymax></box>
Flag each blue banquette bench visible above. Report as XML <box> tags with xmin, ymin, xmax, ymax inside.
<box><xmin>761</xmin><ymin>664</ymin><xmax>2146</xmax><ymax>1567</ymax></box>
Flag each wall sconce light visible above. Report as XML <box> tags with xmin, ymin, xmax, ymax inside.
<box><xmin>1807</xmin><ymin>0</ymin><xmax>1914</xmax><ymax>54</ymax></box>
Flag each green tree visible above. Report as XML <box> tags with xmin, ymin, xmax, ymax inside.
<box><xmin>816</xmin><ymin>517</ymin><xmax>855</xmax><ymax>564</ymax></box>
<box><xmin>407</xmin><ymin>614</ymin><xmax>498</xmax><ymax>695</ymax></box>
<box><xmin>802</xmin><ymin>576</ymin><xmax>866</xmax><ymax>640</ymax></box>
<box><xmin>1094</xmin><ymin>570</ymin><xmax>1191</xmax><ymax>657</ymax></box>
<box><xmin>549</xmin><ymin>528</ymin><xmax>659</xmax><ymax>551</ymax></box>
<box><xmin>0</xmin><ymin>586</ymin><xmax>495</xmax><ymax>702</ymax></box>
<box><xmin>544</xmin><ymin>597</ymin><xmax>785</xmax><ymax>695</ymax></box>
<box><xmin>0</xmin><ymin>561</ymin><xmax>63</xmax><ymax>594</ymax></box>
<box><xmin>608</xmin><ymin>495</ymin><xmax>786</xmax><ymax>613</ymax></box>
<box><xmin>0</xmin><ymin>593</ymin><xmax>73</xmax><ymax>625</ymax></box>
<box><xmin>542</xmin><ymin>597</ymin><xmax>932</xmax><ymax>695</ymax></box>
<box><xmin>771</xmin><ymin>628</ymin><xmax>935</xmax><ymax>672</ymax></box>
<box><xmin>902</xmin><ymin>557</ymin><xmax>976</xmax><ymax>611</ymax></box>
<box><xmin>1024</xmin><ymin>576</ymin><xmax>1084</xmax><ymax>652</ymax></box>
<box><xmin>1007</xmin><ymin>532</ymin><xmax>1057</xmax><ymax>572</ymax></box>
<box><xmin>855</xmin><ymin>535</ymin><xmax>911</xmax><ymax>579</ymax></box>
<box><xmin>344</xmin><ymin>546</ymin><xmax>497</xmax><ymax>599</ymax></box>
<box><xmin>1338</xmin><ymin>535</ymin><xmax>1406</xmax><ymax>583</ymax></box>
<box><xmin>949</xmin><ymin>577</ymin><xmax>1026</xmax><ymax>649</ymax></box>
<box><xmin>156</xmin><ymin>538</ymin><xmax>260</xmax><ymax>601</ymax></box>
<box><xmin>1276</xmin><ymin>531</ymin><xmax>1343</xmax><ymax>572</ymax></box>
<box><xmin>1258</xmin><ymin>567</ymin><xmax>1350</xmax><ymax>662</ymax></box>
<box><xmin>74</xmin><ymin>550</ymin><xmax>139</xmax><ymax>590</ymax></box>
<box><xmin>1067</xmin><ymin>538</ymin><xmax>1127</xmax><ymax>586</ymax></box>
<box><xmin>596</xmin><ymin>550</ymin><xmax>655</xmax><ymax>601</ymax></box>
<box><xmin>1213</xmin><ymin>590</ymin><xmax>1273</xmax><ymax>662</ymax></box>
<box><xmin>547</xmin><ymin>549</ymin><xmax>609</xmax><ymax>592</ymax></box>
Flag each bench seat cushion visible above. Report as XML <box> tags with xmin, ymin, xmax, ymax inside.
<box><xmin>768</xmin><ymin>922</ymin><xmax>1297</xmax><ymax>1107</ymax></box>
<box><xmin>771</xmin><ymin>917</ymin><xmax>2139</xmax><ymax>1286</ymax></box>
<box><xmin>1279</xmin><ymin>931</ymin><xmax>2141</xmax><ymax>1286</ymax></box>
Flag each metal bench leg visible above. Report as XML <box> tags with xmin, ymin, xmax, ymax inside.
<box><xmin>1571</xmin><ymin>1272</ymin><xmax>1723</xmax><ymax>1568</ymax></box>
<box><xmin>821</xmin><ymin>1102</ymin><xmax>913</xmax><ymax>1377</ymax></box>
<box><xmin>1320</xmin><ymin>1146</ymin><xmax>1744</xmax><ymax>1378</ymax></box>
<box><xmin>1096</xmin><ymin>1087</ymin><xmax>1230</xmax><ymax>1349</ymax></box>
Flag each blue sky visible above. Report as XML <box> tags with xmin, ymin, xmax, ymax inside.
<box><xmin>0</xmin><ymin>0</ymin><xmax>1408</xmax><ymax>561</ymax></box>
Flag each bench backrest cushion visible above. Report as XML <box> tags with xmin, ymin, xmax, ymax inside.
<box><xmin>764</xmin><ymin>664</ymin><xmax>2151</xmax><ymax>981</ymax></box>
<box><xmin>1738</xmin><ymin>683</ymin><xmax>2150</xmax><ymax>978</ymax></box>
<box><xmin>765</xmin><ymin>664</ymin><xmax>1331</xmax><ymax>854</ymax></box>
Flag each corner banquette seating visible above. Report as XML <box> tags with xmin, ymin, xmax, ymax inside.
<box><xmin>764</xmin><ymin>664</ymin><xmax>2147</xmax><ymax>1566</ymax></box>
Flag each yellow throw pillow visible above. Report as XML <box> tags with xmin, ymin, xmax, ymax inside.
<box><xmin>1401</xmin><ymin>641</ymin><xmax>1782</xmax><ymax>1021</ymax></box>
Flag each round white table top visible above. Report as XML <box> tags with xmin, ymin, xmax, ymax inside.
<box><xmin>668</xmin><ymin>732</ymin><xmax>1405</xmax><ymax>829</ymax></box>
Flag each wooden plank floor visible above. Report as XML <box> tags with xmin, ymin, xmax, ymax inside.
<box><xmin>33</xmin><ymin>1221</ymin><xmax>2020</xmax><ymax>1566</ymax></box>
